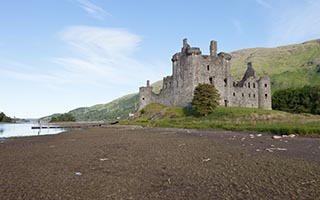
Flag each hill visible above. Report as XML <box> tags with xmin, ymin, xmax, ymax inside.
<box><xmin>43</xmin><ymin>39</ymin><xmax>320</xmax><ymax>121</ymax></box>
<box><xmin>68</xmin><ymin>93</ymin><xmax>139</xmax><ymax>121</ymax></box>
<box><xmin>231</xmin><ymin>39</ymin><xmax>320</xmax><ymax>91</ymax></box>
<box><xmin>0</xmin><ymin>112</ymin><xmax>13</xmax><ymax>123</ymax></box>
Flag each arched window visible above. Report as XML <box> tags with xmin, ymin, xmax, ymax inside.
<box><xmin>265</xmin><ymin>94</ymin><xmax>268</xmax><ymax>99</ymax></box>
<box><xmin>209</xmin><ymin>77</ymin><xmax>213</xmax><ymax>84</ymax></box>
<box><xmin>265</xmin><ymin>84</ymin><xmax>267</xmax><ymax>88</ymax></box>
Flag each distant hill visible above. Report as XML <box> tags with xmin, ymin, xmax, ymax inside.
<box><xmin>43</xmin><ymin>39</ymin><xmax>320</xmax><ymax>121</ymax></box>
<box><xmin>231</xmin><ymin>39</ymin><xmax>320</xmax><ymax>91</ymax></box>
<box><xmin>0</xmin><ymin>112</ymin><xmax>13</xmax><ymax>123</ymax></box>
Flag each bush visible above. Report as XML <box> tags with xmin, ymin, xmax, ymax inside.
<box><xmin>192</xmin><ymin>83</ymin><xmax>220</xmax><ymax>116</ymax></box>
<box><xmin>49</xmin><ymin>113</ymin><xmax>76</xmax><ymax>123</ymax></box>
<box><xmin>272</xmin><ymin>85</ymin><xmax>320</xmax><ymax>114</ymax></box>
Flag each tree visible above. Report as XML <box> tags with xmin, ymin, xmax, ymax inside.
<box><xmin>49</xmin><ymin>113</ymin><xmax>76</xmax><ymax>123</ymax></box>
<box><xmin>0</xmin><ymin>112</ymin><xmax>13</xmax><ymax>123</ymax></box>
<box><xmin>192</xmin><ymin>83</ymin><xmax>220</xmax><ymax>116</ymax></box>
<box><xmin>272</xmin><ymin>86</ymin><xmax>320</xmax><ymax>114</ymax></box>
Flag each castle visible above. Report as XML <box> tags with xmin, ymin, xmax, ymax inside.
<box><xmin>139</xmin><ymin>39</ymin><xmax>272</xmax><ymax>110</ymax></box>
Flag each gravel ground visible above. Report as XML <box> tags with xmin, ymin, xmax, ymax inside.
<box><xmin>0</xmin><ymin>126</ymin><xmax>319</xmax><ymax>200</ymax></box>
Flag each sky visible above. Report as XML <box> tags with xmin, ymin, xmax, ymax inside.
<box><xmin>1</xmin><ymin>0</ymin><xmax>320</xmax><ymax>118</ymax></box>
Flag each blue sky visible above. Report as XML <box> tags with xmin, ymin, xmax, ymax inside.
<box><xmin>1</xmin><ymin>0</ymin><xmax>320</xmax><ymax>118</ymax></box>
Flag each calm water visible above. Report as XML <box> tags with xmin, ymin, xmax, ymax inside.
<box><xmin>0</xmin><ymin>123</ymin><xmax>65</xmax><ymax>138</ymax></box>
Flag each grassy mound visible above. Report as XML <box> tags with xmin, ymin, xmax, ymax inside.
<box><xmin>122</xmin><ymin>104</ymin><xmax>320</xmax><ymax>135</ymax></box>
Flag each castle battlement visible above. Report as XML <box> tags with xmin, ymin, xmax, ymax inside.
<box><xmin>139</xmin><ymin>39</ymin><xmax>272</xmax><ymax>110</ymax></box>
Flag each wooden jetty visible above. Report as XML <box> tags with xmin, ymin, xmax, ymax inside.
<box><xmin>31</xmin><ymin>122</ymin><xmax>106</xmax><ymax>129</ymax></box>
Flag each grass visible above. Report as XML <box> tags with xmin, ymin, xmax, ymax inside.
<box><xmin>121</xmin><ymin>104</ymin><xmax>320</xmax><ymax>135</ymax></box>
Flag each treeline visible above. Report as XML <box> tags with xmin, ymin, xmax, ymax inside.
<box><xmin>0</xmin><ymin>112</ymin><xmax>13</xmax><ymax>123</ymax></box>
<box><xmin>49</xmin><ymin>113</ymin><xmax>76</xmax><ymax>123</ymax></box>
<box><xmin>272</xmin><ymin>86</ymin><xmax>320</xmax><ymax>114</ymax></box>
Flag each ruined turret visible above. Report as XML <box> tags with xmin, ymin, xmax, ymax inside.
<box><xmin>210</xmin><ymin>40</ymin><xmax>217</xmax><ymax>57</ymax></box>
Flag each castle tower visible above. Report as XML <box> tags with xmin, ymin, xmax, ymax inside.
<box><xmin>138</xmin><ymin>39</ymin><xmax>272</xmax><ymax>111</ymax></box>
<box><xmin>139</xmin><ymin>80</ymin><xmax>153</xmax><ymax>110</ymax></box>
<box><xmin>210</xmin><ymin>40</ymin><xmax>217</xmax><ymax>56</ymax></box>
<box><xmin>258</xmin><ymin>77</ymin><xmax>272</xmax><ymax>110</ymax></box>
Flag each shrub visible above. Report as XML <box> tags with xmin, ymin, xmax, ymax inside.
<box><xmin>192</xmin><ymin>83</ymin><xmax>220</xmax><ymax>116</ymax></box>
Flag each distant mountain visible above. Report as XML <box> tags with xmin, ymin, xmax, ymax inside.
<box><xmin>43</xmin><ymin>39</ymin><xmax>320</xmax><ymax>121</ymax></box>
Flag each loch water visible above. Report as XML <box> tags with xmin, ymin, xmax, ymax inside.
<box><xmin>0</xmin><ymin>123</ymin><xmax>65</xmax><ymax>138</ymax></box>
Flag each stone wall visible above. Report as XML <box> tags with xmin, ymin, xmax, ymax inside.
<box><xmin>139</xmin><ymin>39</ymin><xmax>272</xmax><ymax>110</ymax></box>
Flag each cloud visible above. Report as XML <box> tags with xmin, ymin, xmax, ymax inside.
<box><xmin>52</xmin><ymin>25</ymin><xmax>166</xmax><ymax>89</ymax></box>
<box><xmin>268</xmin><ymin>0</ymin><xmax>320</xmax><ymax>46</ymax></box>
<box><xmin>231</xmin><ymin>19</ymin><xmax>244</xmax><ymax>34</ymax></box>
<box><xmin>255</xmin><ymin>0</ymin><xmax>272</xmax><ymax>9</ymax></box>
<box><xmin>0</xmin><ymin>61</ymin><xmax>69</xmax><ymax>90</ymax></box>
<box><xmin>1</xmin><ymin>26</ymin><xmax>165</xmax><ymax>93</ymax></box>
<box><xmin>76</xmin><ymin>0</ymin><xmax>110</xmax><ymax>20</ymax></box>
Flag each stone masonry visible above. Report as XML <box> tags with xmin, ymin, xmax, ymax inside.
<box><xmin>139</xmin><ymin>39</ymin><xmax>272</xmax><ymax>110</ymax></box>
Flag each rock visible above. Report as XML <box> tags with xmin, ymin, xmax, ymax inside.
<box><xmin>272</xmin><ymin>135</ymin><xmax>282</xmax><ymax>139</ymax></box>
<box><xmin>266</xmin><ymin>148</ymin><xmax>273</xmax><ymax>153</ymax></box>
<box><xmin>202</xmin><ymin>158</ymin><xmax>211</xmax><ymax>162</ymax></box>
<box><xmin>256</xmin><ymin>134</ymin><xmax>262</xmax><ymax>137</ymax></box>
<box><xmin>288</xmin><ymin>134</ymin><xmax>296</xmax><ymax>138</ymax></box>
<box><xmin>249</xmin><ymin>134</ymin><xmax>255</xmax><ymax>139</ymax></box>
<box><xmin>256</xmin><ymin>149</ymin><xmax>261</xmax><ymax>152</ymax></box>
<box><xmin>275</xmin><ymin>148</ymin><xmax>287</xmax><ymax>151</ymax></box>
<box><xmin>75</xmin><ymin>172</ymin><xmax>82</xmax><ymax>176</ymax></box>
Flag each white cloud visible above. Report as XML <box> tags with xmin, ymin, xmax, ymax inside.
<box><xmin>231</xmin><ymin>18</ymin><xmax>244</xmax><ymax>34</ymax></box>
<box><xmin>255</xmin><ymin>0</ymin><xmax>272</xmax><ymax>9</ymax></box>
<box><xmin>1</xmin><ymin>26</ymin><xmax>165</xmax><ymax>91</ymax></box>
<box><xmin>56</xmin><ymin>26</ymin><xmax>163</xmax><ymax>87</ymax></box>
<box><xmin>268</xmin><ymin>0</ymin><xmax>320</xmax><ymax>46</ymax></box>
<box><xmin>76</xmin><ymin>0</ymin><xmax>110</xmax><ymax>20</ymax></box>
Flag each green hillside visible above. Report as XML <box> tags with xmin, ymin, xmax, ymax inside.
<box><xmin>69</xmin><ymin>93</ymin><xmax>139</xmax><ymax>121</ymax></box>
<box><xmin>231</xmin><ymin>39</ymin><xmax>320</xmax><ymax>92</ymax></box>
<box><xmin>43</xmin><ymin>39</ymin><xmax>320</xmax><ymax>121</ymax></box>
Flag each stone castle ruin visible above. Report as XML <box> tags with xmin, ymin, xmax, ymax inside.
<box><xmin>139</xmin><ymin>39</ymin><xmax>272</xmax><ymax>110</ymax></box>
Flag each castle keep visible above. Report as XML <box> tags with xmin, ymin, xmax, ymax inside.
<box><xmin>139</xmin><ymin>39</ymin><xmax>272</xmax><ymax>110</ymax></box>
